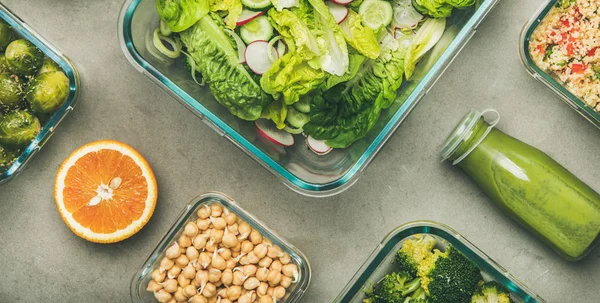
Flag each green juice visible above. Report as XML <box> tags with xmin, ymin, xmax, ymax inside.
<box><xmin>444</xmin><ymin>114</ymin><xmax>600</xmax><ymax>260</ymax></box>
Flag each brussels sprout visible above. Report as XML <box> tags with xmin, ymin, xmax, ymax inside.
<box><xmin>0</xmin><ymin>72</ymin><xmax>23</xmax><ymax>107</ymax></box>
<box><xmin>25</xmin><ymin>71</ymin><xmax>69</xmax><ymax>114</ymax></box>
<box><xmin>0</xmin><ymin>20</ymin><xmax>14</xmax><ymax>51</ymax></box>
<box><xmin>37</xmin><ymin>56</ymin><xmax>61</xmax><ymax>75</ymax></box>
<box><xmin>0</xmin><ymin>110</ymin><xmax>40</xmax><ymax>148</ymax></box>
<box><xmin>5</xmin><ymin>39</ymin><xmax>43</xmax><ymax>75</ymax></box>
<box><xmin>0</xmin><ymin>54</ymin><xmax>10</xmax><ymax>73</ymax></box>
<box><xmin>0</xmin><ymin>144</ymin><xmax>18</xmax><ymax>168</ymax></box>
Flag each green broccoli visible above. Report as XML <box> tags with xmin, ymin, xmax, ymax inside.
<box><xmin>470</xmin><ymin>281</ymin><xmax>513</xmax><ymax>303</ymax></box>
<box><xmin>395</xmin><ymin>234</ymin><xmax>438</xmax><ymax>277</ymax></box>
<box><xmin>364</xmin><ymin>272</ymin><xmax>422</xmax><ymax>303</ymax></box>
<box><xmin>426</xmin><ymin>246</ymin><xmax>482</xmax><ymax>303</ymax></box>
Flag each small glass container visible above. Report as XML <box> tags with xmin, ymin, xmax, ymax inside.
<box><xmin>0</xmin><ymin>3</ymin><xmax>80</xmax><ymax>184</ymax></box>
<box><xmin>441</xmin><ymin>109</ymin><xmax>600</xmax><ymax>260</ymax></box>
<box><xmin>334</xmin><ymin>221</ymin><xmax>545</xmax><ymax>303</ymax></box>
<box><xmin>130</xmin><ymin>192</ymin><xmax>311</xmax><ymax>303</ymax></box>
<box><xmin>519</xmin><ymin>0</ymin><xmax>600</xmax><ymax>128</ymax></box>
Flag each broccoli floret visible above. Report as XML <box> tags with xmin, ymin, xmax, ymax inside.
<box><xmin>363</xmin><ymin>272</ymin><xmax>423</xmax><ymax>303</ymax></box>
<box><xmin>396</xmin><ymin>235</ymin><xmax>438</xmax><ymax>277</ymax></box>
<box><xmin>426</xmin><ymin>246</ymin><xmax>482</xmax><ymax>303</ymax></box>
<box><xmin>470</xmin><ymin>281</ymin><xmax>513</xmax><ymax>303</ymax></box>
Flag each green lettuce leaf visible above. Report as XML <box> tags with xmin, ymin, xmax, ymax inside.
<box><xmin>272</xmin><ymin>0</ymin><xmax>300</xmax><ymax>11</ymax></box>
<box><xmin>156</xmin><ymin>0</ymin><xmax>209</xmax><ymax>32</ymax></box>
<box><xmin>339</xmin><ymin>10</ymin><xmax>380</xmax><ymax>59</ymax></box>
<box><xmin>404</xmin><ymin>17</ymin><xmax>446</xmax><ymax>79</ymax></box>
<box><xmin>267</xmin><ymin>7</ymin><xmax>321</xmax><ymax>60</ymax></box>
<box><xmin>412</xmin><ymin>0</ymin><xmax>475</xmax><ymax>18</ymax></box>
<box><xmin>308</xmin><ymin>0</ymin><xmax>349</xmax><ymax>76</ymax></box>
<box><xmin>180</xmin><ymin>14</ymin><xmax>271</xmax><ymax>120</ymax></box>
<box><xmin>260</xmin><ymin>52</ymin><xmax>326</xmax><ymax>106</ymax></box>
<box><xmin>261</xmin><ymin>100</ymin><xmax>288</xmax><ymax>129</ymax></box>
<box><xmin>210</xmin><ymin>0</ymin><xmax>243</xmax><ymax>29</ymax></box>
<box><xmin>304</xmin><ymin>33</ymin><xmax>411</xmax><ymax>148</ymax></box>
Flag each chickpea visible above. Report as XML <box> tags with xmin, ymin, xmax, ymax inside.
<box><xmin>182</xmin><ymin>265</ymin><xmax>196</xmax><ymax>279</ymax></box>
<box><xmin>232</xmin><ymin>270</ymin><xmax>247</xmax><ymax>286</ymax></box>
<box><xmin>270</xmin><ymin>260</ymin><xmax>282</xmax><ymax>272</ymax></box>
<box><xmin>267</xmin><ymin>270</ymin><xmax>281</xmax><ymax>287</ymax></box>
<box><xmin>167</xmin><ymin>265</ymin><xmax>181</xmax><ymax>279</ymax></box>
<box><xmin>205</xmin><ymin>240</ymin><xmax>217</xmax><ymax>253</ymax></box>
<box><xmin>183</xmin><ymin>284</ymin><xmax>197</xmax><ymax>297</ymax></box>
<box><xmin>154</xmin><ymin>289</ymin><xmax>173</xmax><ymax>303</ymax></box>
<box><xmin>221</xmin><ymin>299</ymin><xmax>232</xmax><ymax>303</ymax></box>
<box><xmin>196</xmin><ymin>218</ymin><xmax>211</xmax><ymax>230</ymax></box>
<box><xmin>189</xmin><ymin>295</ymin><xmax>207</xmax><ymax>303</ymax></box>
<box><xmin>211</xmin><ymin>217</ymin><xmax>227</xmax><ymax>230</ymax></box>
<box><xmin>267</xmin><ymin>246</ymin><xmax>283</xmax><ymax>259</ymax></box>
<box><xmin>207</xmin><ymin>297</ymin><xmax>217</xmax><ymax>303</ymax></box>
<box><xmin>217</xmin><ymin>288</ymin><xmax>228</xmax><ymax>298</ymax></box>
<box><xmin>192</xmin><ymin>278</ymin><xmax>201</xmax><ymax>288</ymax></box>
<box><xmin>208</xmin><ymin>268</ymin><xmax>222</xmax><ymax>283</ymax></box>
<box><xmin>222</xmin><ymin>232</ymin><xmax>238</xmax><ymax>249</ymax></box>
<box><xmin>231</xmin><ymin>241</ymin><xmax>241</xmax><ymax>252</ymax></box>
<box><xmin>229</xmin><ymin>223</ymin><xmax>239</xmax><ymax>235</ymax></box>
<box><xmin>253</xmin><ymin>244</ymin><xmax>268</xmax><ymax>259</ymax></box>
<box><xmin>213</xmin><ymin>280</ymin><xmax>223</xmax><ymax>288</ymax></box>
<box><xmin>175</xmin><ymin>255</ymin><xmax>189</xmax><ymax>268</ymax></box>
<box><xmin>163</xmin><ymin>278</ymin><xmax>178</xmax><ymax>293</ymax></box>
<box><xmin>242</xmin><ymin>264</ymin><xmax>257</xmax><ymax>277</ymax></box>
<box><xmin>185</xmin><ymin>246</ymin><xmax>198</xmax><ymax>261</ymax></box>
<box><xmin>193</xmin><ymin>234</ymin><xmax>208</xmax><ymax>250</ymax></box>
<box><xmin>238</xmin><ymin>291</ymin><xmax>256</xmax><ymax>303</ymax></box>
<box><xmin>209</xmin><ymin>229</ymin><xmax>224</xmax><ymax>244</ymax></box>
<box><xmin>210</xmin><ymin>204</ymin><xmax>223</xmax><ymax>217</ymax></box>
<box><xmin>165</xmin><ymin>243</ymin><xmax>181</xmax><ymax>259</ymax></box>
<box><xmin>246</xmin><ymin>252</ymin><xmax>260</xmax><ymax>264</ymax></box>
<box><xmin>239</xmin><ymin>255</ymin><xmax>250</xmax><ymax>265</ymax></box>
<box><xmin>199</xmin><ymin>252</ymin><xmax>212</xmax><ymax>269</ymax></box>
<box><xmin>197</xmin><ymin>205</ymin><xmax>211</xmax><ymax>219</ymax></box>
<box><xmin>249</xmin><ymin>229</ymin><xmax>263</xmax><ymax>245</ymax></box>
<box><xmin>238</xmin><ymin>222</ymin><xmax>251</xmax><ymax>239</ymax></box>
<box><xmin>244</xmin><ymin>277</ymin><xmax>260</xmax><ymax>290</ymax></box>
<box><xmin>241</xmin><ymin>241</ymin><xmax>254</xmax><ymax>254</ymax></box>
<box><xmin>224</xmin><ymin>213</ymin><xmax>237</xmax><ymax>225</ymax></box>
<box><xmin>211</xmin><ymin>254</ymin><xmax>227</xmax><ymax>270</ymax></box>
<box><xmin>195</xmin><ymin>270</ymin><xmax>208</xmax><ymax>286</ymax></box>
<box><xmin>160</xmin><ymin>257</ymin><xmax>175</xmax><ymax>272</ymax></box>
<box><xmin>279</xmin><ymin>252</ymin><xmax>291</xmax><ymax>265</ymax></box>
<box><xmin>258</xmin><ymin>295</ymin><xmax>274</xmax><ymax>303</ymax></box>
<box><xmin>178</xmin><ymin>235</ymin><xmax>192</xmax><ymax>248</ymax></box>
<box><xmin>257</xmin><ymin>282</ymin><xmax>269</xmax><ymax>296</ymax></box>
<box><xmin>262</xmin><ymin>238</ymin><xmax>272</xmax><ymax>246</ymax></box>
<box><xmin>227</xmin><ymin>285</ymin><xmax>242</xmax><ymax>301</ymax></box>
<box><xmin>280</xmin><ymin>275</ymin><xmax>293</xmax><ymax>288</ymax></box>
<box><xmin>256</xmin><ymin>267</ymin><xmax>269</xmax><ymax>282</ymax></box>
<box><xmin>258</xmin><ymin>257</ymin><xmax>273</xmax><ymax>268</ymax></box>
<box><xmin>147</xmin><ymin>280</ymin><xmax>163</xmax><ymax>292</ymax></box>
<box><xmin>173</xmin><ymin>287</ymin><xmax>187</xmax><ymax>302</ymax></box>
<box><xmin>184</xmin><ymin>222</ymin><xmax>199</xmax><ymax>237</ymax></box>
<box><xmin>226</xmin><ymin>258</ymin><xmax>236</xmax><ymax>269</ymax></box>
<box><xmin>152</xmin><ymin>268</ymin><xmax>166</xmax><ymax>283</ymax></box>
<box><xmin>218</xmin><ymin>248</ymin><xmax>232</xmax><ymax>260</ymax></box>
<box><xmin>273</xmin><ymin>286</ymin><xmax>286</xmax><ymax>300</ymax></box>
<box><xmin>202</xmin><ymin>282</ymin><xmax>217</xmax><ymax>298</ymax></box>
<box><xmin>221</xmin><ymin>268</ymin><xmax>233</xmax><ymax>286</ymax></box>
<box><xmin>177</xmin><ymin>274</ymin><xmax>190</xmax><ymax>288</ymax></box>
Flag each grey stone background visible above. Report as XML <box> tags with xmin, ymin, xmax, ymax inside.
<box><xmin>1</xmin><ymin>0</ymin><xmax>599</xmax><ymax>302</ymax></box>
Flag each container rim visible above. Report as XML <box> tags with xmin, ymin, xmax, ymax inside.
<box><xmin>0</xmin><ymin>3</ymin><xmax>81</xmax><ymax>185</ymax></box>
<box><xmin>333</xmin><ymin>221</ymin><xmax>546</xmax><ymax>303</ymax></box>
<box><xmin>130</xmin><ymin>191</ymin><xmax>312</xmax><ymax>303</ymax></box>
<box><xmin>118</xmin><ymin>0</ymin><xmax>499</xmax><ymax>196</ymax></box>
<box><xmin>518</xmin><ymin>0</ymin><xmax>600</xmax><ymax>129</ymax></box>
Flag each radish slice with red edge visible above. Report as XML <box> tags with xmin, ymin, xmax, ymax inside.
<box><xmin>331</xmin><ymin>0</ymin><xmax>353</xmax><ymax>5</ymax></box>
<box><xmin>306</xmin><ymin>135</ymin><xmax>332</xmax><ymax>155</ymax></box>
<box><xmin>326</xmin><ymin>2</ymin><xmax>349</xmax><ymax>24</ymax></box>
<box><xmin>255</xmin><ymin>119</ymin><xmax>294</xmax><ymax>147</ymax></box>
<box><xmin>245</xmin><ymin>40</ymin><xmax>278</xmax><ymax>75</ymax></box>
<box><xmin>225</xmin><ymin>29</ymin><xmax>246</xmax><ymax>63</ymax></box>
<box><xmin>235</xmin><ymin>9</ymin><xmax>264</xmax><ymax>26</ymax></box>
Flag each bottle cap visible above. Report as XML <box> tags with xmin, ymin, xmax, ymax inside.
<box><xmin>441</xmin><ymin>109</ymin><xmax>500</xmax><ymax>165</ymax></box>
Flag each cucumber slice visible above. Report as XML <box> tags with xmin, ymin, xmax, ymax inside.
<box><xmin>358</xmin><ymin>0</ymin><xmax>393</xmax><ymax>30</ymax></box>
<box><xmin>285</xmin><ymin>107</ymin><xmax>310</xmax><ymax>129</ymax></box>
<box><xmin>293</xmin><ymin>98</ymin><xmax>311</xmax><ymax>114</ymax></box>
<box><xmin>241</xmin><ymin>0</ymin><xmax>272</xmax><ymax>10</ymax></box>
<box><xmin>240</xmin><ymin>16</ymin><xmax>274</xmax><ymax>44</ymax></box>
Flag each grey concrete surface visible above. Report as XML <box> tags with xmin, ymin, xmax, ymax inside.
<box><xmin>0</xmin><ymin>0</ymin><xmax>599</xmax><ymax>302</ymax></box>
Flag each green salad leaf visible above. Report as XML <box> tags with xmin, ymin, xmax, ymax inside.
<box><xmin>412</xmin><ymin>0</ymin><xmax>475</xmax><ymax>18</ymax></box>
<box><xmin>304</xmin><ymin>33</ymin><xmax>411</xmax><ymax>148</ymax></box>
<box><xmin>210</xmin><ymin>0</ymin><xmax>243</xmax><ymax>29</ymax></box>
<box><xmin>404</xmin><ymin>17</ymin><xmax>446</xmax><ymax>79</ymax></box>
<box><xmin>340</xmin><ymin>10</ymin><xmax>381</xmax><ymax>59</ymax></box>
<box><xmin>180</xmin><ymin>14</ymin><xmax>271</xmax><ymax>120</ymax></box>
<box><xmin>156</xmin><ymin>0</ymin><xmax>209</xmax><ymax>32</ymax></box>
<box><xmin>272</xmin><ymin>0</ymin><xmax>300</xmax><ymax>11</ymax></box>
<box><xmin>308</xmin><ymin>0</ymin><xmax>349</xmax><ymax>76</ymax></box>
<box><xmin>267</xmin><ymin>7</ymin><xmax>321</xmax><ymax>61</ymax></box>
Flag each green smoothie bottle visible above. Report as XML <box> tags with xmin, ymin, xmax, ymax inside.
<box><xmin>441</xmin><ymin>109</ymin><xmax>600</xmax><ymax>260</ymax></box>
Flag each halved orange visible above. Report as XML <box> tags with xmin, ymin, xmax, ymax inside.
<box><xmin>54</xmin><ymin>140</ymin><xmax>158</xmax><ymax>243</ymax></box>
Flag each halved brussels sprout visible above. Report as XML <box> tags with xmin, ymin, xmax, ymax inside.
<box><xmin>0</xmin><ymin>144</ymin><xmax>18</xmax><ymax>168</ymax></box>
<box><xmin>37</xmin><ymin>56</ymin><xmax>61</xmax><ymax>75</ymax></box>
<box><xmin>0</xmin><ymin>20</ymin><xmax>14</xmax><ymax>51</ymax></box>
<box><xmin>0</xmin><ymin>110</ymin><xmax>40</xmax><ymax>148</ymax></box>
<box><xmin>5</xmin><ymin>39</ymin><xmax>43</xmax><ymax>75</ymax></box>
<box><xmin>26</xmin><ymin>71</ymin><xmax>69</xmax><ymax>114</ymax></box>
<box><xmin>0</xmin><ymin>54</ymin><xmax>10</xmax><ymax>73</ymax></box>
<box><xmin>0</xmin><ymin>72</ymin><xmax>23</xmax><ymax>107</ymax></box>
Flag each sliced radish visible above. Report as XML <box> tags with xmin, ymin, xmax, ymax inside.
<box><xmin>306</xmin><ymin>135</ymin><xmax>333</xmax><ymax>155</ymax></box>
<box><xmin>392</xmin><ymin>3</ymin><xmax>422</xmax><ymax>29</ymax></box>
<box><xmin>236</xmin><ymin>9</ymin><xmax>264</xmax><ymax>26</ymax></box>
<box><xmin>331</xmin><ymin>0</ymin><xmax>353</xmax><ymax>5</ymax></box>
<box><xmin>255</xmin><ymin>119</ymin><xmax>294</xmax><ymax>147</ymax></box>
<box><xmin>326</xmin><ymin>2</ymin><xmax>349</xmax><ymax>24</ymax></box>
<box><xmin>245</xmin><ymin>40</ymin><xmax>278</xmax><ymax>75</ymax></box>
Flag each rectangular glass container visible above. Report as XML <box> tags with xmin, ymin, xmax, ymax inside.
<box><xmin>118</xmin><ymin>0</ymin><xmax>499</xmax><ymax>197</ymax></box>
<box><xmin>0</xmin><ymin>3</ymin><xmax>80</xmax><ymax>185</ymax></box>
<box><xmin>334</xmin><ymin>221</ymin><xmax>546</xmax><ymax>303</ymax></box>
<box><xmin>520</xmin><ymin>0</ymin><xmax>600</xmax><ymax>128</ymax></box>
<box><xmin>130</xmin><ymin>192</ymin><xmax>311</xmax><ymax>303</ymax></box>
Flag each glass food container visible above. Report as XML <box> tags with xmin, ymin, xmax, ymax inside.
<box><xmin>334</xmin><ymin>221</ymin><xmax>546</xmax><ymax>303</ymax></box>
<box><xmin>0</xmin><ymin>3</ymin><xmax>80</xmax><ymax>185</ymax></box>
<box><xmin>520</xmin><ymin>0</ymin><xmax>600</xmax><ymax>128</ymax></box>
<box><xmin>130</xmin><ymin>192</ymin><xmax>311</xmax><ymax>303</ymax></box>
<box><xmin>118</xmin><ymin>0</ymin><xmax>499</xmax><ymax>197</ymax></box>
<box><xmin>441</xmin><ymin>109</ymin><xmax>600</xmax><ymax>261</ymax></box>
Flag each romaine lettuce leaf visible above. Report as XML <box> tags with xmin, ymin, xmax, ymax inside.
<box><xmin>340</xmin><ymin>10</ymin><xmax>381</xmax><ymax>59</ymax></box>
<box><xmin>308</xmin><ymin>0</ymin><xmax>349</xmax><ymax>76</ymax></box>
<box><xmin>210</xmin><ymin>0</ymin><xmax>243</xmax><ymax>29</ymax></box>
<box><xmin>180</xmin><ymin>14</ymin><xmax>271</xmax><ymax>120</ymax></box>
<box><xmin>272</xmin><ymin>0</ymin><xmax>300</xmax><ymax>11</ymax></box>
<box><xmin>404</xmin><ymin>17</ymin><xmax>446</xmax><ymax>79</ymax></box>
<box><xmin>156</xmin><ymin>0</ymin><xmax>209</xmax><ymax>32</ymax></box>
<box><xmin>261</xmin><ymin>100</ymin><xmax>288</xmax><ymax>129</ymax></box>
<box><xmin>412</xmin><ymin>0</ymin><xmax>475</xmax><ymax>18</ymax></box>
<box><xmin>304</xmin><ymin>33</ymin><xmax>411</xmax><ymax>148</ymax></box>
<box><xmin>267</xmin><ymin>8</ymin><xmax>321</xmax><ymax>59</ymax></box>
